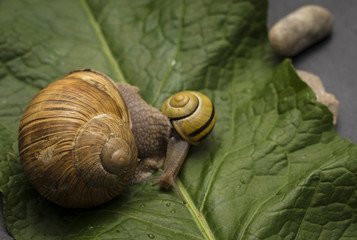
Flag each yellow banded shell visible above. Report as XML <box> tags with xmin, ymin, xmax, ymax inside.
<box><xmin>161</xmin><ymin>91</ymin><xmax>216</xmax><ymax>145</ymax></box>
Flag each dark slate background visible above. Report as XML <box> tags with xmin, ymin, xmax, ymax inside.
<box><xmin>0</xmin><ymin>1</ymin><xmax>356</xmax><ymax>239</ymax></box>
<box><xmin>268</xmin><ymin>0</ymin><xmax>357</xmax><ymax>144</ymax></box>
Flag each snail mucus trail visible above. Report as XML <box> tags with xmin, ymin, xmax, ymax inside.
<box><xmin>18</xmin><ymin>69</ymin><xmax>216</xmax><ymax>208</ymax></box>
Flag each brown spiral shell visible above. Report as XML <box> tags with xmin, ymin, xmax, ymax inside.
<box><xmin>18</xmin><ymin>69</ymin><xmax>138</xmax><ymax>208</ymax></box>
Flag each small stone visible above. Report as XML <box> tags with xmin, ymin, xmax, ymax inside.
<box><xmin>269</xmin><ymin>5</ymin><xmax>333</xmax><ymax>56</ymax></box>
<box><xmin>297</xmin><ymin>70</ymin><xmax>339</xmax><ymax>124</ymax></box>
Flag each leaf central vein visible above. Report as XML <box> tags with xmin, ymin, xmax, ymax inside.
<box><xmin>81</xmin><ymin>0</ymin><xmax>126</xmax><ymax>83</ymax></box>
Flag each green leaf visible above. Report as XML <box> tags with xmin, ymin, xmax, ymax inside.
<box><xmin>0</xmin><ymin>0</ymin><xmax>356</xmax><ymax>239</ymax></box>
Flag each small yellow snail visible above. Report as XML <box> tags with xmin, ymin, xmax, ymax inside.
<box><xmin>144</xmin><ymin>91</ymin><xmax>216</xmax><ymax>204</ymax></box>
<box><xmin>18</xmin><ymin>69</ymin><xmax>215</xmax><ymax>208</ymax></box>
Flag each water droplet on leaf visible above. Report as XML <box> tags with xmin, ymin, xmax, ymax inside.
<box><xmin>147</xmin><ymin>234</ymin><xmax>155</xmax><ymax>239</ymax></box>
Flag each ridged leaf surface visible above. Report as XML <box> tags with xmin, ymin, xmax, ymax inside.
<box><xmin>0</xmin><ymin>0</ymin><xmax>356</xmax><ymax>239</ymax></box>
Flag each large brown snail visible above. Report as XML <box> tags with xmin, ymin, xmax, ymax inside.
<box><xmin>18</xmin><ymin>69</ymin><xmax>216</xmax><ymax>208</ymax></box>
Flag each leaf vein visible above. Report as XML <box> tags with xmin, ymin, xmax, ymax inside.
<box><xmin>81</xmin><ymin>0</ymin><xmax>127</xmax><ymax>83</ymax></box>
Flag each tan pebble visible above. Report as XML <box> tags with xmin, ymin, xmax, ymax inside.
<box><xmin>269</xmin><ymin>5</ymin><xmax>333</xmax><ymax>56</ymax></box>
<box><xmin>297</xmin><ymin>70</ymin><xmax>339</xmax><ymax>124</ymax></box>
